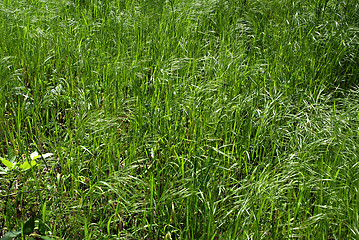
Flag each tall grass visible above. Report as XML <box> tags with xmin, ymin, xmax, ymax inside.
<box><xmin>0</xmin><ymin>0</ymin><xmax>358</xmax><ymax>239</ymax></box>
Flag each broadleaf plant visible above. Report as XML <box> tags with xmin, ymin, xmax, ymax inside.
<box><xmin>0</xmin><ymin>151</ymin><xmax>53</xmax><ymax>172</ymax></box>
<box><xmin>23</xmin><ymin>217</ymin><xmax>35</xmax><ymax>236</ymax></box>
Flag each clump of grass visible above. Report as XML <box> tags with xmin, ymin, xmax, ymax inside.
<box><xmin>1</xmin><ymin>0</ymin><xmax>358</xmax><ymax>239</ymax></box>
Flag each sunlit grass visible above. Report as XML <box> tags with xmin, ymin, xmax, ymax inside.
<box><xmin>0</xmin><ymin>0</ymin><xmax>358</xmax><ymax>239</ymax></box>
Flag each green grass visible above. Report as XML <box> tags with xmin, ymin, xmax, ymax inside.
<box><xmin>0</xmin><ymin>0</ymin><xmax>358</xmax><ymax>239</ymax></box>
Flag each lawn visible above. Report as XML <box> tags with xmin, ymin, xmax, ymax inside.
<box><xmin>0</xmin><ymin>0</ymin><xmax>358</xmax><ymax>239</ymax></box>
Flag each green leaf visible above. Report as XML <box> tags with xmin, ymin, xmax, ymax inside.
<box><xmin>30</xmin><ymin>152</ymin><xmax>53</xmax><ymax>160</ymax></box>
<box><xmin>23</xmin><ymin>217</ymin><xmax>35</xmax><ymax>236</ymax></box>
<box><xmin>19</xmin><ymin>160</ymin><xmax>38</xmax><ymax>170</ymax></box>
<box><xmin>40</xmin><ymin>236</ymin><xmax>54</xmax><ymax>240</ymax></box>
<box><xmin>41</xmin><ymin>153</ymin><xmax>54</xmax><ymax>159</ymax></box>
<box><xmin>0</xmin><ymin>235</ymin><xmax>12</xmax><ymax>240</ymax></box>
<box><xmin>30</xmin><ymin>151</ymin><xmax>40</xmax><ymax>160</ymax></box>
<box><xmin>0</xmin><ymin>231</ymin><xmax>22</xmax><ymax>240</ymax></box>
<box><xmin>8</xmin><ymin>150</ymin><xmax>17</xmax><ymax>163</ymax></box>
<box><xmin>38</xmin><ymin>219</ymin><xmax>49</xmax><ymax>235</ymax></box>
<box><xmin>0</xmin><ymin>157</ymin><xmax>15</xmax><ymax>169</ymax></box>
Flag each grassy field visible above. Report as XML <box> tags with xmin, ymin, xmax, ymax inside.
<box><xmin>0</xmin><ymin>0</ymin><xmax>358</xmax><ymax>239</ymax></box>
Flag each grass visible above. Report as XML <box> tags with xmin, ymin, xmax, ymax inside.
<box><xmin>0</xmin><ymin>0</ymin><xmax>358</xmax><ymax>239</ymax></box>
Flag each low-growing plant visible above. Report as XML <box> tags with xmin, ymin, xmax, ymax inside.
<box><xmin>0</xmin><ymin>151</ymin><xmax>55</xmax><ymax>240</ymax></box>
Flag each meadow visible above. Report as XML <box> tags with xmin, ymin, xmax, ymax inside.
<box><xmin>0</xmin><ymin>0</ymin><xmax>358</xmax><ymax>239</ymax></box>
